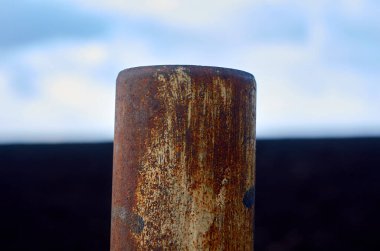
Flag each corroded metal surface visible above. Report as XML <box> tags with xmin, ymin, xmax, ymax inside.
<box><xmin>111</xmin><ymin>65</ymin><xmax>256</xmax><ymax>250</ymax></box>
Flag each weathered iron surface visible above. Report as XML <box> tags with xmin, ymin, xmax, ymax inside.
<box><xmin>111</xmin><ymin>65</ymin><xmax>256</xmax><ymax>250</ymax></box>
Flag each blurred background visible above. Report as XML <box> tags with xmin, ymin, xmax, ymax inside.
<box><xmin>1</xmin><ymin>0</ymin><xmax>379</xmax><ymax>250</ymax></box>
<box><xmin>1</xmin><ymin>0</ymin><xmax>380</xmax><ymax>141</ymax></box>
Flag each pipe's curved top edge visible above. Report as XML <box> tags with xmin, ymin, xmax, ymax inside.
<box><xmin>117</xmin><ymin>65</ymin><xmax>255</xmax><ymax>85</ymax></box>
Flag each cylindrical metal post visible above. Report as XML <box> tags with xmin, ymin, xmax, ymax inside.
<box><xmin>111</xmin><ymin>65</ymin><xmax>256</xmax><ymax>250</ymax></box>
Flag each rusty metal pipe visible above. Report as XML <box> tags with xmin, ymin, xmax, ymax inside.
<box><xmin>111</xmin><ymin>65</ymin><xmax>256</xmax><ymax>250</ymax></box>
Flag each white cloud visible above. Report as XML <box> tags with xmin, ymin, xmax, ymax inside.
<box><xmin>0</xmin><ymin>30</ymin><xmax>178</xmax><ymax>142</ymax></box>
<box><xmin>62</xmin><ymin>0</ymin><xmax>253</xmax><ymax>30</ymax></box>
<box><xmin>0</xmin><ymin>40</ymin><xmax>115</xmax><ymax>142</ymax></box>
<box><xmin>1</xmin><ymin>0</ymin><xmax>379</xmax><ymax>142</ymax></box>
<box><xmin>226</xmin><ymin>15</ymin><xmax>380</xmax><ymax>138</ymax></box>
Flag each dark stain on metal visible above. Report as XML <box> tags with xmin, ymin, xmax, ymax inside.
<box><xmin>112</xmin><ymin>206</ymin><xmax>144</xmax><ymax>234</ymax></box>
<box><xmin>243</xmin><ymin>186</ymin><xmax>255</xmax><ymax>208</ymax></box>
<box><xmin>130</xmin><ymin>213</ymin><xmax>144</xmax><ymax>234</ymax></box>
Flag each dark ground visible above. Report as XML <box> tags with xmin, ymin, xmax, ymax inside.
<box><xmin>0</xmin><ymin>138</ymin><xmax>379</xmax><ymax>250</ymax></box>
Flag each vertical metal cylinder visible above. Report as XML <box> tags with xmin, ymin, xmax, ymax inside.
<box><xmin>111</xmin><ymin>65</ymin><xmax>256</xmax><ymax>250</ymax></box>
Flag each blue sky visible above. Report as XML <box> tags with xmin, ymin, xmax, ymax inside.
<box><xmin>0</xmin><ymin>0</ymin><xmax>379</xmax><ymax>142</ymax></box>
